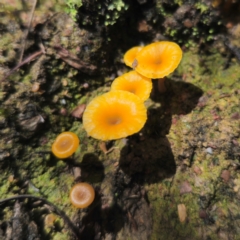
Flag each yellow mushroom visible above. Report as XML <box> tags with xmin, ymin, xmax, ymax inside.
<box><xmin>82</xmin><ymin>90</ymin><xmax>147</xmax><ymax>140</ymax></box>
<box><xmin>70</xmin><ymin>182</ymin><xmax>95</xmax><ymax>208</ymax></box>
<box><xmin>51</xmin><ymin>132</ymin><xmax>79</xmax><ymax>159</ymax></box>
<box><xmin>133</xmin><ymin>41</ymin><xmax>182</xmax><ymax>79</ymax></box>
<box><xmin>123</xmin><ymin>46</ymin><xmax>143</xmax><ymax>67</ymax></box>
<box><xmin>132</xmin><ymin>41</ymin><xmax>182</xmax><ymax>92</ymax></box>
<box><xmin>110</xmin><ymin>71</ymin><xmax>152</xmax><ymax>101</ymax></box>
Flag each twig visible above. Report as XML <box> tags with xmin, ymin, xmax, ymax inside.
<box><xmin>1</xmin><ymin>50</ymin><xmax>43</xmax><ymax>82</ymax></box>
<box><xmin>38</xmin><ymin>40</ymin><xmax>46</xmax><ymax>54</ymax></box>
<box><xmin>54</xmin><ymin>46</ymin><xmax>97</xmax><ymax>72</ymax></box>
<box><xmin>19</xmin><ymin>0</ymin><xmax>38</xmax><ymax>63</ymax></box>
<box><xmin>0</xmin><ymin>194</ymin><xmax>81</xmax><ymax>239</ymax></box>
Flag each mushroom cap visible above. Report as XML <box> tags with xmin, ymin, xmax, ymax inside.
<box><xmin>51</xmin><ymin>132</ymin><xmax>79</xmax><ymax>159</ymax></box>
<box><xmin>134</xmin><ymin>41</ymin><xmax>182</xmax><ymax>79</ymax></box>
<box><xmin>70</xmin><ymin>182</ymin><xmax>95</xmax><ymax>208</ymax></box>
<box><xmin>123</xmin><ymin>46</ymin><xmax>143</xmax><ymax>67</ymax></box>
<box><xmin>83</xmin><ymin>90</ymin><xmax>147</xmax><ymax>140</ymax></box>
<box><xmin>110</xmin><ymin>71</ymin><xmax>152</xmax><ymax>101</ymax></box>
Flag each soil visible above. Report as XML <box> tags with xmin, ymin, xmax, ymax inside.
<box><xmin>0</xmin><ymin>0</ymin><xmax>239</xmax><ymax>240</ymax></box>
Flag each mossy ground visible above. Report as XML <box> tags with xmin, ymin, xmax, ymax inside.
<box><xmin>0</xmin><ymin>0</ymin><xmax>240</xmax><ymax>240</ymax></box>
<box><xmin>147</xmin><ymin>50</ymin><xmax>240</xmax><ymax>240</ymax></box>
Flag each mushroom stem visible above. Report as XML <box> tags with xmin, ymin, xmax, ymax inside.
<box><xmin>157</xmin><ymin>78</ymin><xmax>166</xmax><ymax>93</ymax></box>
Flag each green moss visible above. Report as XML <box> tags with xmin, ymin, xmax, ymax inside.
<box><xmin>195</xmin><ymin>2</ymin><xmax>209</xmax><ymax>13</ymax></box>
<box><xmin>104</xmin><ymin>0</ymin><xmax>129</xmax><ymax>26</ymax></box>
<box><xmin>65</xmin><ymin>0</ymin><xmax>82</xmax><ymax>21</ymax></box>
<box><xmin>52</xmin><ymin>232</ymin><xmax>70</xmax><ymax>240</ymax></box>
<box><xmin>155</xmin><ymin>1</ymin><xmax>221</xmax><ymax>47</ymax></box>
<box><xmin>78</xmin><ymin>95</ymin><xmax>88</xmax><ymax>104</ymax></box>
<box><xmin>76</xmin><ymin>0</ymin><xmax>129</xmax><ymax>26</ymax></box>
<box><xmin>0</xmin><ymin>180</ymin><xmax>10</xmax><ymax>196</ymax></box>
<box><xmin>149</xmin><ymin>183</ymin><xmax>199</xmax><ymax>240</ymax></box>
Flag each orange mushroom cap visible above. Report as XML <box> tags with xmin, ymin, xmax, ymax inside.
<box><xmin>134</xmin><ymin>41</ymin><xmax>182</xmax><ymax>79</ymax></box>
<box><xmin>70</xmin><ymin>182</ymin><xmax>95</xmax><ymax>208</ymax></box>
<box><xmin>51</xmin><ymin>132</ymin><xmax>79</xmax><ymax>159</ymax></box>
<box><xmin>82</xmin><ymin>90</ymin><xmax>147</xmax><ymax>140</ymax></box>
<box><xmin>110</xmin><ymin>71</ymin><xmax>152</xmax><ymax>101</ymax></box>
<box><xmin>123</xmin><ymin>46</ymin><xmax>143</xmax><ymax>67</ymax></box>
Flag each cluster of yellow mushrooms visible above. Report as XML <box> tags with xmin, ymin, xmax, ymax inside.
<box><xmin>51</xmin><ymin>41</ymin><xmax>183</xmax><ymax>209</ymax></box>
<box><xmin>82</xmin><ymin>41</ymin><xmax>183</xmax><ymax>141</ymax></box>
